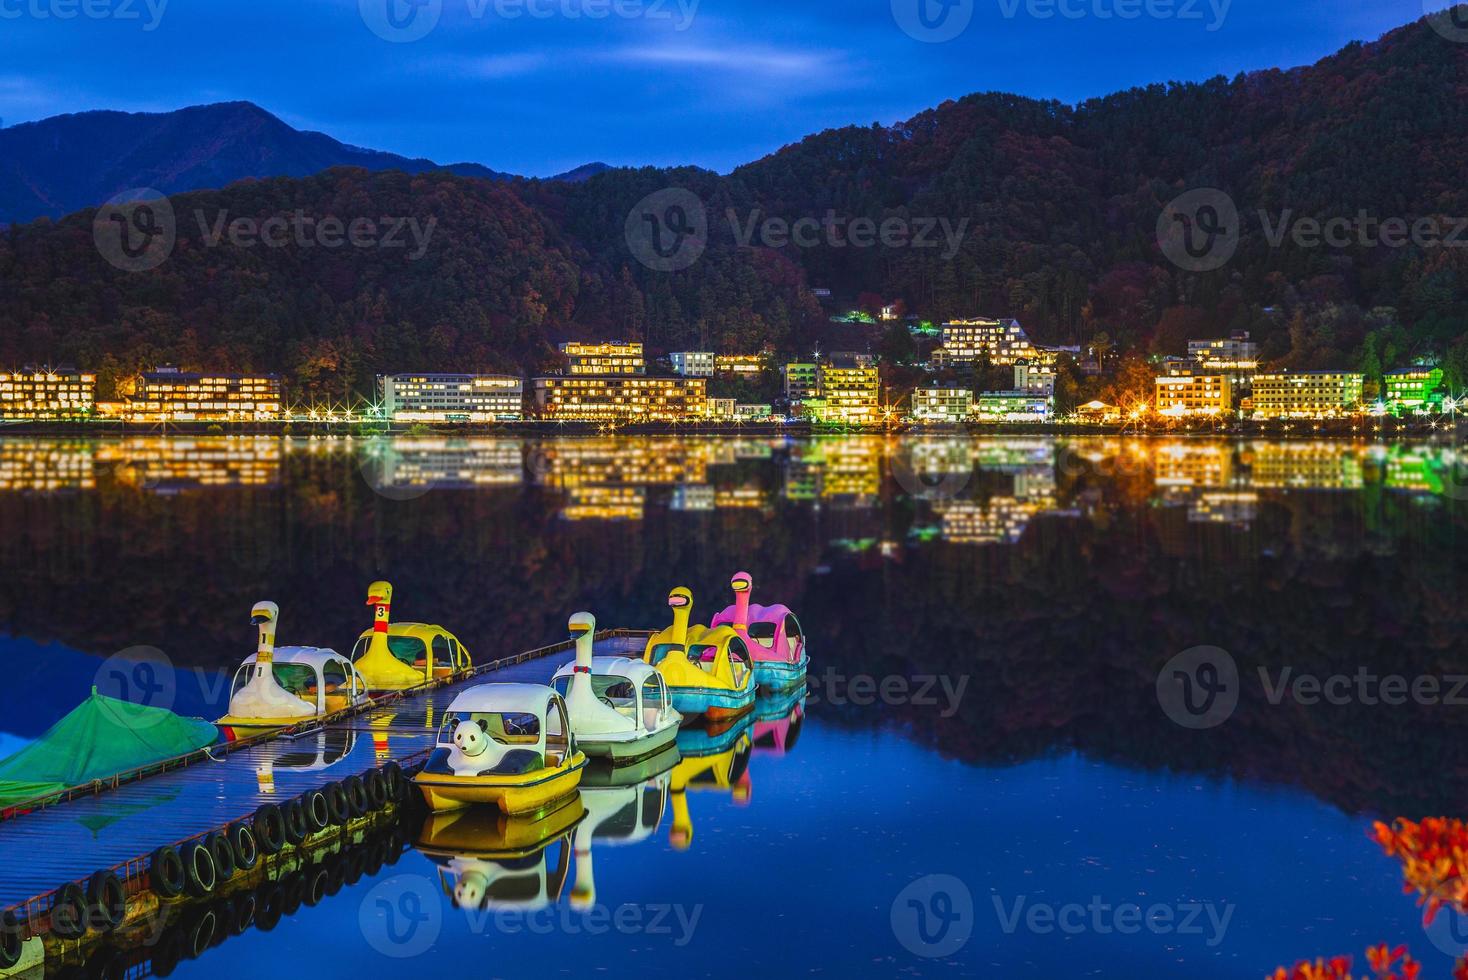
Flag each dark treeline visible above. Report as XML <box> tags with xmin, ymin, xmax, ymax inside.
<box><xmin>3</xmin><ymin>14</ymin><xmax>1468</xmax><ymax>397</ymax></box>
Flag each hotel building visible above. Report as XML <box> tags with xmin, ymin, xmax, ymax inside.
<box><xmin>531</xmin><ymin>376</ymin><xmax>709</xmax><ymax>421</ymax></box>
<box><xmin>1251</xmin><ymin>371</ymin><xmax>1364</xmax><ymax>418</ymax></box>
<box><xmin>714</xmin><ymin>353</ymin><xmax>768</xmax><ymax>377</ymax></box>
<box><xmin>123</xmin><ymin>368</ymin><xmax>282</xmax><ymax>422</ymax></box>
<box><xmin>934</xmin><ymin>319</ymin><xmax>1072</xmax><ymax>369</ymax></box>
<box><xmin>783</xmin><ymin>363</ymin><xmax>821</xmax><ymax>402</ymax></box>
<box><xmin>0</xmin><ymin>368</ymin><xmax>96</xmax><ymax>419</ymax></box>
<box><xmin>1188</xmin><ymin>333</ymin><xmax>1260</xmax><ymax>373</ymax></box>
<box><xmin>974</xmin><ymin>391</ymin><xmax>1052</xmax><ymax>422</ymax></box>
<box><xmin>379</xmin><ymin>374</ymin><xmax>524</xmax><ymax>422</ymax></box>
<box><xmin>910</xmin><ymin>387</ymin><xmax>973</xmax><ymax>422</ymax></box>
<box><xmin>561</xmin><ymin>341</ymin><xmax>645</xmax><ymax>376</ymax></box>
<box><xmin>670</xmin><ymin>352</ymin><xmax>715</xmax><ymax>377</ymax></box>
<box><xmin>1154</xmin><ymin>372</ymin><xmax>1234</xmax><ymax>417</ymax></box>
<box><xmin>817</xmin><ymin>357</ymin><xmax>880</xmax><ymax>424</ymax></box>
<box><xmin>1383</xmin><ymin>367</ymin><xmax>1445</xmax><ymax>413</ymax></box>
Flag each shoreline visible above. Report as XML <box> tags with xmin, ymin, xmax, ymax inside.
<box><xmin>0</xmin><ymin>418</ymin><xmax>1461</xmax><ymax>439</ymax></box>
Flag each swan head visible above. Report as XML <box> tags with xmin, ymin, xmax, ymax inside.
<box><xmin>730</xmin><ymin>572</ymin><xmax>752</xmax><ymax>594</ymax></box>
<box><xmin>569</xmin><ymin>612</ymin><xmax>596</xmax><ymax>639</ymax></box>
<box><xmin>453</xmin><ymin>870</ymin><xmax>489</xmax><ymax>910</ymax></box>
<box><xmin>250</xmin><ymin>601</ymin><xmax>279</xmax><ymax>626</ymax></box>
<box><xmin>366</xmin><ymin>580</ymin><xmax>393</xmax><ymax>607</ymax></box>
<box><xmin>667</xmin><ymin>587</ymin><xmax>693</xmax><ymax>611</ymax></box>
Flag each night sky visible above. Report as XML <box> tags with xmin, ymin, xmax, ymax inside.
<box><xmin>0</xmin><ymin>0</ymin><xmax>1441</xmax><ymax>176</ymax></box>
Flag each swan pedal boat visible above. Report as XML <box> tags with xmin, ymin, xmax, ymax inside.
<box><xmin>352</xmin><ymin>580</ymin><xmax>472</xmax><ymax>691</ymax></box>
<box><xmin>413</xmin><ymin>683</ymin><xmax>587</xmax><ymax>814</ymax></box>
<box><xmin>552</xmin><ymin>612</ymin><xmax>682</xmax><ymax>763</ymax></box>
<box><xmin>711</xmin><ymin>571</ymin><xmax>809</xmax><ymax>692</ymax></box>
<box><xmin>217</xmin><ymin>601</ymin><xmax>370</xmax><ymax>734</ymax></box>
<box><xmin>644</xmin><ymin>588</ymin><xmax>758</xmax><ymax>722</ymax></box>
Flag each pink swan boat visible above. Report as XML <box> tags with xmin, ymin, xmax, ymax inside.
<box><xmin>710</xmin><ymin>572</ymin><xmax>809</xmax><ymax>691</ymax></box>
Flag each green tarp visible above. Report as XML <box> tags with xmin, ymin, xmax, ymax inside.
<box><xmin>0</xmin><ymin>689</ymin><xmax>218</xmax><ymax>807</ymax></box>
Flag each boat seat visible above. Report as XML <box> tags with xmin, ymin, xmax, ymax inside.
<box><xmin>643</xmin><ymin>707</ymin><xmax>661</xmax><ymax>730</ymax></box>
<box><xmin>474</xmin><ymin>749</ymin><xmax>543</xmax><ymax>776</ymax></box>
<box><xmin>324</xmin><ymin>694</ymin><xmax>352</xmax><ymax>713</ymax></box>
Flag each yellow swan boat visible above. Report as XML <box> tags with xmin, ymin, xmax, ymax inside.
<box><xmin>352</xmin><ymin>580</ymin><xmax>472</xmax><ymax>691</ymax></box>
<box><xmin>643</xmin><ymin>588</ymin><xmax>757</xmax><ymax>722</ymax></box>
<box><xmin>413</xmin><ymin>683</ymin><xmax>587</xmax><ymax>814</ymax></box>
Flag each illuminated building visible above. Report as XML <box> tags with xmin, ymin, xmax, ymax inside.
<box><xmin>714</xmin><ymin>486</ymin><xmax>770</xmax><ymax>509</ymax></box>
<box><xmin>1189</xmin><ymin>492</ymin><xmax>1259</xmax><ymax>525</ymax></box>
<box><xmin>734</xmin><ymin>404</ymin><xmax>773</xmax><ymax>420</ymax></box>
<box><xmin>974</xmin><ymin>391</ymin><xmax>1051</xmax><ymax>422</ymax></box>
<box><xmin>1154</xmin><ymin>443</ymin><xmax>1235</xmax><ymax>490</ymax></box>
<box><xmin>117</xmin><ymin>368</ymin><xmax>283</xmax><ymax>422</ymax></box>
<box><xmin>1251</xmin><ymin>372</ymin><xmax>1364</xmax><ymax>418</ymax></box>
<box><xmin>933</xmin><ymin>319</ymin><xmax>1074</xmax><ymax>369</ymax></box>
<box><xmin>560</xmin><ymin>341</ymin><xmax>645</xmax><ymax>376</ymax></box>
<box><xmin>1154</xmin><ymin>372</ymin><xmax>1233</xmax><ymax>417</ymax></box>
<box><xmin>1188</xmin><ymin>332</ymin><xmax>1259</xmax><ymax>373</ymax></box>
<box><xmin>1013</xmin><ymin>361</ymin><xmax>1056</xmax><ymax>397</ymax></box>
<box><xmin>1076</xmin><ymin>401</ymin><xmax>1121</xmax><ymax>424</ymax></box>
<box><xmin>708</xmin><ymin>398</ymin><xmax>737</xmax><ymax>420</ymax></box>
<box><xmin>1384</xmin><ymin>367</ymin><xmax>1444</xmax><ymax>414</ymax></box>
<box><xmin>783</xmin><ymin>363</ymin><xmax>821</xmax><ymax>401</ymax></box>
<box><xmin>671</xmin><ymin>484</ymin><xmax>716</xmax><ymax>511</ymax></box>
<box><xmin>714</xmin><ymin>353</ymin><xmax>768</xmax><ymax>377</ymax></box>
<box><xmin>531</xmin><ymin>376</ymin><xmax>708</xmax><ymax>421</ymax></box>
<box><xmin>0</xmin><ymin>368</ymin><xmax>96</xmax><ymax>420</ymax></box>
<box><xmin>531</xmin><ymin>438</ymin><xmax>710</xmax><ymax>489</ymax></box>
<box><xmin>379</xmin><ymin>374</ymin><xmax>524</xmax><ymax>422</ymax></box>
<box><xmin>910</xmin><ymin>387</ymin><xmax>973</xmax><ymax>422</ymax></box>
<box><xmin>817</xmin><ymin>357</ymin><xmax>879</xmax><ymax>424</ymax></box>
<box><xmin>670</xmin><ymin>352</ymin><xmax>715</xmax><ymax>377</ymax></box>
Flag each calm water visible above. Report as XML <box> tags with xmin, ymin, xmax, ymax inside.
<box><xmin>1</xmin><ymin>433</ymin><xmax>1467</xmax><ymax>978</ymax></box>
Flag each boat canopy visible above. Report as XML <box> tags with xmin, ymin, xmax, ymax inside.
<box><xmin>0</xmin><ymin>690</ymin><xmax>218</xmax><ymax>807</ymax></box>
<box><xmin>551</xmin><ymin>657</ymin><xmax>661</xmax><ymax>686</ymax></box>
<box><xmin>446</xmin><ymin>683</ymin><xmax>563</xmax><ymax>718</ymax></box>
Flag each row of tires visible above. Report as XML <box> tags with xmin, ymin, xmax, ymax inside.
<box><xmin>6</xmin><ymin>762</ymin><xmax>410</xmax><ymax>960</ymax></box>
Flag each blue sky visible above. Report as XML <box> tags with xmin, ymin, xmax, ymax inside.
<box><xmin>0</xmin><ymin>0</ymin><xmax>1441</xmax><ymax>176</ymax></box>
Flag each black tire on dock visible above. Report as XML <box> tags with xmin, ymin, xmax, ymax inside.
<box><xmin>364</xmin><ymin>769</ymin><xmax>389</xmax><ymax>809</ymax></box>
<box><xmin>205</xmin><ymin>833</ymin><xmax>236</xmax><ymax>881</ymax></box>
<box><xmin>323</xmin><ymin>783</ymin><xmax>351</xmax><ymax>826</ymax></box>
<box><xmin>381</xmin><ymin>761</ymin><xmax>406</xmax><ymax>800</ymax></box>
<box><xmin>1</xmin><ymin>909</ymin><xmax>23</xmax><ymax>968</ymax></box>
<box><xmin>86</xmin><ymin>870</ymin><xmax>127</xmax><ymax>932</ymax></box>
<box><xmin>283</xmin><ymin>799</ymin><xmax>310</xmax><ymax>845</ymax></box>
<box><xmin>300</xmin><ymin>789</ymin><xmax>330</xmax><ymax>834</ymax></box>
<box><xmin>182</xmin><ymin>842</ymin><xmax>217</xmax><ymax>898</ymax></box>
<box><xmin>49</xmin><ymin>881</ymin><xmax>88</xmax><ymax>939</ymax></box>
<box><xmin>149</xmin><ymin>846</ymin><xmax>187</xmax><ymax>899</ymax></box>
<box><xmin>253</xmin><ymin>804</ymin><xmax>288</xmax><ymax>855</ymax></box>
<box><xmin>228</xmin><ymin>822</ymin><xmax>260</xmax><ymax>872</ymax></box>
<box><xmin>343</xmin><ymin>775</ymin><xmax>370</xmax><ymax>818</ymax></box>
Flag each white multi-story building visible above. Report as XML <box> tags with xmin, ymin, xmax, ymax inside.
<box><xmin>670</xmin><ymin>352</ymin><xmax>716</xmax><ymax>377</ymax></box>
<box><xmin>380</xmin><ymin>374</ymin><xmax>524</xmax><ymax>422</ymax></box>
<box><xmin>910</xmin><ymin>387</ymin><xmax>973</xmax><ymax>422</ymax></box>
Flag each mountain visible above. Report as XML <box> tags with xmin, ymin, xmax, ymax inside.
<box><xmin>3</xmin><ymin>12</ymin><xmax>1468</xmax><ymax>396</ymax></box>
<box><xmin>0</xmin><ymin>102</ymin><xmax>601</xmax><ymax>224</ymax></box>
<box><xmin>550</xmin><ymin>162</ymin><xmax>613</xmax><ymax>183</ymax></box>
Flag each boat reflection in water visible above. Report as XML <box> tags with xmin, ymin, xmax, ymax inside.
<box><xmin>416</xmin><ymin>794</ymin><xmax>587</xmax><ymax>912</ymax></box>
<box><xmin>570</xmin><ymin>745</ymin><xmax>679</xmax><ymax>908</ymax></box>
<box><xmin>668</xmin><ymin>715</ymin><xmax>755</xmax><ymax>850</ymax></box>
<box><xmin>752</xmin><ymin>689</ymin><xmax>806</xmax><ymax>758</ymax></box>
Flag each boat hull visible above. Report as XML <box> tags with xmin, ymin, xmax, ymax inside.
<box><xmin>753</xmin><ymin>655</ymin><xmax>808</xmax><ymax>692</ymax></box>
<box><xmin>414</xmin><ymin>754</ymin><xmax>587</xmax><ymax>815</ymax></box>
<box><xmin>669</xmin><ymin>683</ymin><xmax>757</xmax><ymax>721</ymax></box>
<box><xmin>578</xmin><ymin>720</ymin><xmax>681</xmax><ymax>763</ymax></box>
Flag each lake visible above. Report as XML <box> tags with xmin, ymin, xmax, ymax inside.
<box><xmin>0</xmin><ymin>433</ymin><xmax>1466</xmax><ymax>978</ymax></box>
